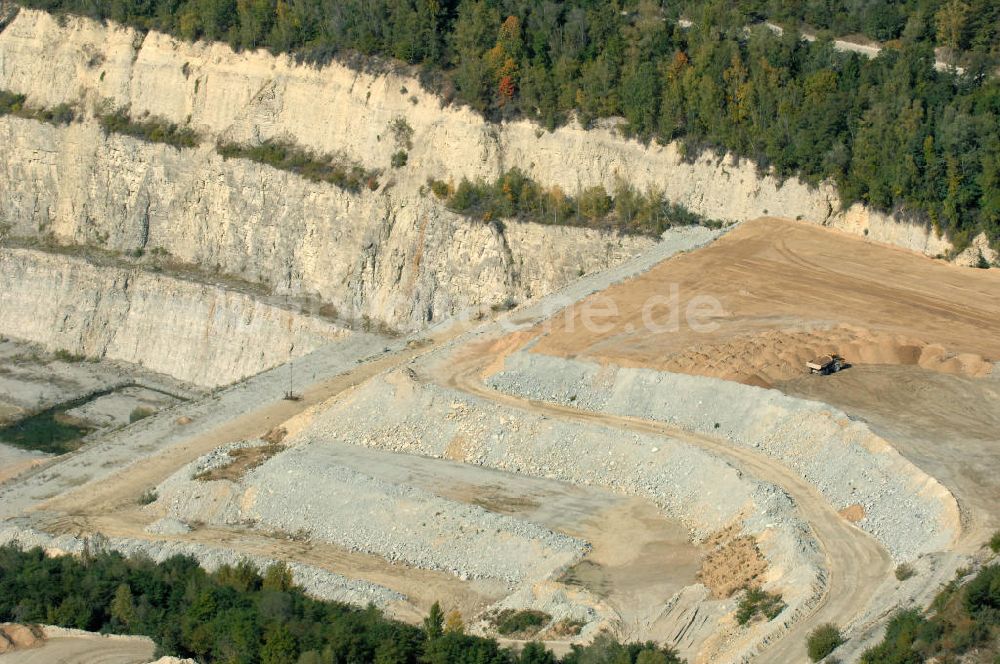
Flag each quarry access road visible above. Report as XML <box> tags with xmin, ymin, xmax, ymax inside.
<box><xmin>31</xmin><ymin>332</ymin><xmax>459</xmax><ymax>520</ymax></box>
<box><xmin>439</xmin><ymin>341</ymin><xmax>892</xmax><ymax>663</ymax></box>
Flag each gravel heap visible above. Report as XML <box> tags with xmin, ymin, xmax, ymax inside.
<box><xmin>487</xmin><ymin>352</ymin><xmax>958</xmax><ymax>561</ymax></box>
<box><xmin>303</xmin><ymin>372</ymin><xmax>822</xmax><ymax>602</ymax></box>
<box><xmin>153</xmin><ymin>441</ymin><xmax>588</xmax><ymax>584</ymax></box>
<box><xmin>298</xmin><ymin>371</ymin><xmax>825</xmax><ymax>660</ymax></box>
<box><xmin>239</xmin><ymin>447</ymin><xmax>588</xmax><ymax>583</ymax></box>
<box><xmin>144</xmin><ymin>517</ymin><xmax>191</xmax><ymax>536</ymax></box>
<box><xmin>0</xmin><ymin>526</ymin><xmax>404</xmax><ymax>608</ymax></box>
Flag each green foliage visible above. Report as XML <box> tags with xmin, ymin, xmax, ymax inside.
<box><xmin>424</xmin><ymin>600</ymin><xmax>444</xmax><ymax>639</ymax></box>
<box><xmin>735</xmin><ymin>588</ymin><xmax>786</xmax><ymax>625</ymax></box>
<box><xmin>54</xmin><ymin>349</ymin><xmax>86</xmax><ymax>362</ymax></box>
<box><xmin>861</xmin><ymin>565</ymin><xmax>1000</xmax><ymax>663</ymax></box>
<box><xmin>561</xmin><ymin>634</ymin><xmax>683</xmax><ymax>664</ymax></box>
<box><xmin>218</xmin><ymin>140</ymin><xmax>379</xmax><ymax>193</ymax></box>
<box><xmin>98</xmin><ymin>109</ymin><xmax>199</xmax><ymax>149</ymax></box>
<box><xmin>444</xmin><ymin>168</ymin><xmax>716</xmax><ymax>236</ymax></box>
<box><xmin>389</xmin><ymin>116</ymin><xmax>414</xmax><ymax>150</ymax></box>
<box><xmin>991</xmin><ymin>530</ymin><xmax>1000</xmax><ymax>553</ymax></box>
<box><xmin>806</xmin><ymin>623</ymin><xmax>843</xmax><ymax>662</ymax></box>
<box><xmin>0</xmin><ymin>407</ymin><xmax>91</xmax><ymax>454</ymax></box>
<box><xmin>262</xmin><ymin>561</ymin><xmax>294</xmax><ymax>592</ymax></box>
<box><xmin>493</xmin><ymin>609</ymin><xmax>550</xmax><ymax>636</ymax></box>
<box><xmin>895</xmin><ymin>563</ymin><xmax>917</xmax><ymax>581</ymax></box>
<box><xmin>11</xmin><ymin>0</ymin><xmax>1000</xmax><ymax>250</ymax></box>
<box><xmin>391</xmin><ymin>150</ymin><xmax>409</xmax><ymax>168</ymax></box>
<box><xmin>0</xmin><ymin>90</ymin><xmax>76</xmax><ymax>125</ymax></box>
<box><xmin>137</xmin><ymin>489</ymin><xmax>158</xmax><ymax>505</ymax></box>
<box><xmin>965</xmin><ymin>565</ymin><xmax>1000</xmax><ymax>620</ymax></box>
<box><xmin>428</xmin><ymin>178</ymin><xmax>451</xmax><ymax>200</ymax></box>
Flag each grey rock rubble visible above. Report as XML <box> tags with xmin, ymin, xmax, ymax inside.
<box><xmin>486</xmin><ymin>352</ymin><xmax>958</xmax><ymax>561</ymax></box>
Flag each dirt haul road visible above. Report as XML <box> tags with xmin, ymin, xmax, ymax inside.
<box><xmin>438</xmin><ymin>341</ymin><xmax>892</xmax><ymax>663</ymax></box>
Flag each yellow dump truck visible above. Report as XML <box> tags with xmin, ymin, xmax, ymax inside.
<box><xmin>807</xmin><ymin>354</ymin><xmax>845</xmax><ymax>375</ymax></box>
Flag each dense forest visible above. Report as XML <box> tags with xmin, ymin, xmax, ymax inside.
<box><xmin>0</xmin><ymin>544</ymin><xmax>684</xmax><ymax>664</ymax></box>
<box><xmin>9</xmin><ymin>0</ymin><xmax>1000</xmax><ymax>250</ymax></box>
<box><xmin>688</xmin><ymin>0</ymin><xmax>1000</xmax><ymax>54</ymax></box>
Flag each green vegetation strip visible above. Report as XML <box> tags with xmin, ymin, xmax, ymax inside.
<box><xmin>217</xmin><ymin>140</ymin><xmax>380</xmax><ymax>193</ymax></box>
<box><xmin>97</xmin><ymin>109</ymin><xmax>199</xmax><ymax>149</ymax></box>
<box><xmin>11</xmin><ymin>0</ymin><xmax>999</xmax><ymax>250</ymax></box>
<box><xmin>0</xmin><ymin>544</ymin><xmax>685</xmax><ymax>664</ymax></box>
<box><xmin>432</xmin><ymin>169</ymin><xmax>719</xmax><ymax>236</ymax></box>
<box><xmin>0</xmin><ymin>90</ymin><xmax>75</xmax><ymax>126</ymax></box>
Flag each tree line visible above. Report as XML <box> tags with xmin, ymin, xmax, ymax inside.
<box><xmin>10</xmin><ymin>0</ymin><xmax>999</xmax><ymax>251</ymax></box>
<box><xmin>0</xmin><ymin>544</ymin><xmax>684</xmax><ymax>664</ymax></box>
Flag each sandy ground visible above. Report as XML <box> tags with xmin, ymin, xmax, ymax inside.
<box><xmin>0</xmin><ymin>444</ymin><xmax>46</xmax><ymax>485</ymax></box>
<box><xmin>0</xmin><ymin>633</ymin><xmax>154</xmax><ymax>664</ymax></box>
<box><xmin>530</xmin><ymin>217</ymin><xmax>1000</xmax><ymax>386</ymax></box>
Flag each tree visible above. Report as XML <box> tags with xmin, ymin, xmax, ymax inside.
<box><xmin>423</xmin><ymin>601</ymin><xmax>444</xmax><ymax>639</ymax></box>
<box><xmin>110</xmin><ymin>583</ymin><xmax>135</xmax><ymax>628</ymax></box>
<box><xmin>519</xmin><ymin>641</ymin><xmax>556</xmax><ymax>664</ymax></box>
<box><xmin>934</xmin><ymin>0</ymin><xmax>970</xmax><ymax>50</ymax></box>
<box><xmin>444</xmin><ymin>609</ymin><xmax>465</xmax><ymax>634</ymax></box>
<box><xmin>261</xmin><ymin>624</ymin><xmax>298</xmax><ymax>664</ymax></box>
<box><xmin>262</xmin><ymin>561</ymin><xmax>294</xmax><ymax>591</ymax></box>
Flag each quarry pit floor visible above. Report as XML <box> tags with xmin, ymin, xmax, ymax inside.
<box><xmin>1</xmin><ymin>218</ymin><xmax>998</xmax><ymax>663</ymax></box>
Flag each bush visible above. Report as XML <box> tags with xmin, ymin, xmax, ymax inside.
<box><xmin>389</xmin><ymin>116</ymin><xmax>414</xmax><ymax>150</ymax></box>
<box><xmin>990</xmin><ymin>530</ymin><xmax>1000</xmax><ymax>553</ymax></box>
<box><xmin>493</xmin><ymin>609</ymin><xmax>550</xmax><ymax>636</ymax></box>
<box><xmin>895</xmin><ymin>563</ymin><xmax>916</xmax><ymax>581</ymax></box>
<box><xmin>736</xmin><ymin>588</ymin><xmax>786</xmax><ymax>625</ymax></box>
<box><xmin>53</xmin><ymin>349</ymin><xmax>85</xmax><ymax>363</ymax></box>
<box><xmin>129</xmin><ymin>406</ymin><xmax>155</xmax><ymax>424</ymax></box>
<box><xmin>391</xmin><ymin>150</ymin><xmax>408</xmax><ymax>168</ymax></box>
<box><xmin>963</xmin><ymin>564</ymin><xmax>1000</xmax><ymax>620</ymax></box>
<box><xmin>807</xmin><ymin>624</ymin><xmax>843</xmax><ymax>661</ymax></box>
<box><xmin>137</xmin><ymin>489</ymin><xmax>157</xmax><ymax>505</ymax></box>
<box><xmin>427</xmin><ymin>178</ymin><xmax>450</xmax><ymax>199</ymax></box>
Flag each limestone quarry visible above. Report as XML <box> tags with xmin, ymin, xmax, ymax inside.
<box><xmin>0</xmin><ymin>5</ymin><xmax>998</xmax><ymax>664</ymax></box>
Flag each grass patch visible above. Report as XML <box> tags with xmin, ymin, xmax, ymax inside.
<box><xmin>98</xmin><ymin>109</ymin><xmax>199</xmax><ymax>149</ymax></box>
<box><xmin>217</xmin><ymin>140</ymin><xmax>379</xmax><ymax>193</ymax></box>
<box><xmin>0</xmin><ymin>408</ymin><xmax>91</xmax><ymax>455</ymax></box>
<box><xmin>53</xmin><ymin>349</ymin><xmax>86</xmax><ymax>363</ymax></box>
<box><xmin>736</xmin><ymin>587</ymin><xmax>786</xmax><ymax>625</ymax></box>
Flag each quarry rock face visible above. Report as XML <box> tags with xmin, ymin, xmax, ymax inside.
<box><xmin>0</xmin><ymin>10</ymin><xmax>952</xmax><ymax>334</ymax></box>
<box><xmin>0</xmin><ymin>248</ymin><xmax>347</xmax><ymax>387</ymax></box>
